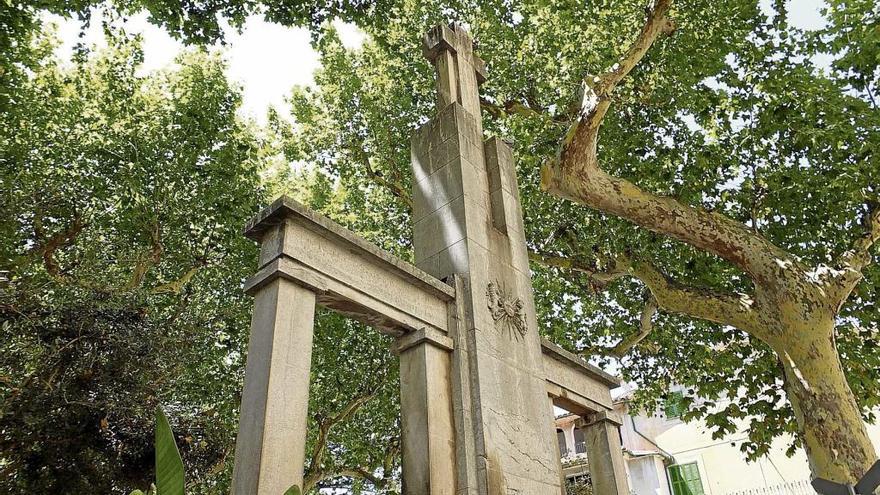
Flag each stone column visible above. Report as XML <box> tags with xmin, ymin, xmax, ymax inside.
<box><xmin>232</xmin><ymin>277</ymin><xmax>316</xmax><ymax>495</ymax></box>
<box><xmin>581</xmin><ymin>411</ymin><xmax>629</xmax><ymax>495</ymax></box>
<box><xmin>549</xmin><ymin>398</ymin><xmax>568</xmax><ymax>495</ymax></box>
<box><xmin>394</xmin><ymin>328</ymin><xmax>457</xmax><ymax>495</ymax></box>
<box><xmin>412</xmin><ymin>24</ymin><xmax>562</xmax><ymax>494</ymax></box>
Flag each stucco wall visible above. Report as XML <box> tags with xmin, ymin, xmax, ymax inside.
<box><xmin>653</xmin><ymin>410</ymin><xmax>880</xmax><ymax>495</ymax></box>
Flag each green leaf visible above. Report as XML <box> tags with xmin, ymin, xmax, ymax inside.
<box><xmin>155</xmin><ymin>407</ymin><xmax>185</xmax><ymax>495</ymax></box>
<box><xmin>283</xmin><ymin>485</ymin><xmax>302</xmax><ymax>495</ymax></box>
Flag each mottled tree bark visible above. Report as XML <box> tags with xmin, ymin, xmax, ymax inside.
<box><xmin>778</xmin><ymin>326</ymin><xmax>875</xmax><ymax>483</ymax></box>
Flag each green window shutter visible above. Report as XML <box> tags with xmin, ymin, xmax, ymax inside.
<box><xmin>668</xmin><ymin>462</ymin><xmax>704</xmax><ymax>495</ymax></box>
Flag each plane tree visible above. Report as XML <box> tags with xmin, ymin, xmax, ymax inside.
<box><xmin>0</xmin><ymin>26</ymin><xmax>402</xmax><ymax>494</ymax></box>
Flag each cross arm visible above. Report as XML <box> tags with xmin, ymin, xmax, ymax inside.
<box><xmin>244</xmin><ymin>196</ymin><xmax>455</xmax><ymax>335</ymax></box>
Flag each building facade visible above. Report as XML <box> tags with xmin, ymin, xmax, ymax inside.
<box><xmin>555</xmin><ymin>388</ymin><xmax>880</xmax><ymax>495</ymax></box>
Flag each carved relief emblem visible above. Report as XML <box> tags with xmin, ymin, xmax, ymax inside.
<box><xmin>487</xmin><ymin>281</ymin><xmax>527</xmax><ymax>341</ymax></box>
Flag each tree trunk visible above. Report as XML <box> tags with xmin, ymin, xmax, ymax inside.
<box><xmin>778</xmin><ymin>325</ymin><xmax>877</xmax><ymax>484</ymax></box>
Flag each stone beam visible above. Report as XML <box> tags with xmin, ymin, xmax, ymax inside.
<box><xmin>244</xmin><ymin>196</ymin><xmax>455</xmax><ymax>336</ymax></box>
<box><xmin>541</xmin><ymin>339</ymin><xmax>620</xmax><ymax>414</ymax></box>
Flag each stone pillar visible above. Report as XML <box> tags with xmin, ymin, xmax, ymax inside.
<box><xmin>581</xmin><ymin>411</ymin><xmax>629</xmax><ymax>495</ymax></box>
<box><xmin>231</xmin><ymin>277</ymin><xmax>316</xmax><ymax>494</ymax></box>
<box><xmin>412</xmin><ymin>24</ymin><xmax>562</xmax><ymax>494</ymax></box>
<box><xmin>549</xmin><ymin>398</ymin><xmax>568</xmax><ymax>495</ymax></box>
<box><xmin>394</xmin><ymin>328</ymin><xmax>457</xmax><ymax>495</ymax></box>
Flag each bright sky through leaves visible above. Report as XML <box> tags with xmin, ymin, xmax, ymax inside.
<box><xmin>45</xmin><ymin>1</ymin><xmax>820</xmax><ymax>122</ymax></box>
<box><xmin>45</xmin><ymin>10</ymin><xmax>365</xmax><ymax>122</ymax></box>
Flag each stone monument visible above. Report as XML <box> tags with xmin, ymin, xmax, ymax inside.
<box><xmin>231</xmin><ymin>24</ymin><xmax>630</xmax><ymax>495</ymax></box>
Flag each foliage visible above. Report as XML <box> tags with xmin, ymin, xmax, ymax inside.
<box><xmin>3</xmin><ymin>0</ymin><xmax>879</xmax><ymax>489</ymax></box>
<box><xmin>0</xmin><ymin>19</ymin><xmax>410</xmax><ymax>493</ymax></box>
<box><xmin>0</xmin><ymin>28</ymin><xmax>263</xmax><ymax>493</ymax></box>
<box><xmin>565</xmin><ymin>477</ymin><xmax>593</xmax><ymax>495</ymax></box>
<box><xmin>155</xmin><ymin>408</ymin><xmax>185</xmax><ymax>495</ymax></box>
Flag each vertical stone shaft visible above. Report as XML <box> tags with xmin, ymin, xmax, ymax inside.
<box><xmin>423</xmin><ymin>25</ymin><xmax>485</xmax><ymax>118</ymax></box>
<box><xmin>232</xmin><ymin>277</ymin><xmax>316</xmax><ymax>494</ymax></box>
<box><xmin>549</xmin><ymin>398</ymin><xmax>569</xmax><ymax>495</ymax></box>
<box><xmin>581</xmin><ymin>412</ymin><xmax>629</xmax><ymax>495</ymax></box>
<box><xmin>395</xmin><ymin>330</ymin><xmax>457</xmax><ymax>494</ymax></box>
<box><xmin>413</xmin><ymin>24</ymin><xmax>562</xmax><ymax>494</ymax></box>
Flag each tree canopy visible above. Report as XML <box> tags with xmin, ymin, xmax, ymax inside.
<box><xmin>0</xmin><ymin>22</ymin><xmax>402</xmax><ymax>494</ymax></box>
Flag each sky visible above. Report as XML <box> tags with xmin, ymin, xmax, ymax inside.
<box><xmin>46</xmin><ymin>0</ymin><xmax>828</xmax><ymax>123</ymax></box>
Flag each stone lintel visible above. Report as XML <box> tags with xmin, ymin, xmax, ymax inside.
<box><xmin>244</xmin><ymin>196</ymin><xmax>455</xmax><ymax>301</ymax></box>
<box><xmin>541</xmin><ymin>339</ymin><xmax>621</xmax><ymax>388</ymax></box>
<box><xmin>393</xmin><ymin>327</ymin><xmax>455</xmax><ymax>355</ymax></box>
<box><xmin>546</xmin><ymin>382</ymin><xmax>609</xmax><ymax>416</ymax></box>
<box><xmin>244</xmin><ymin>256</ymin><xmax>450</xmax><ymax>336</ymax></box>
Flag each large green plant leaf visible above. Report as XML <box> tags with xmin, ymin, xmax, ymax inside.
<box><xmin>283</xmin><ymin>486</ymin><xmax>302</xmax><ymax>495</ymax></box>
<box><xmin>155</xmin><ymin>407</ymin><xmax>185</xmax><ymax>495</ymax></box>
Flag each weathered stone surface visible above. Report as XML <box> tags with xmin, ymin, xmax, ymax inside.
<box><xmin>542</xmin><ymin>339</ymin><xmax>619</xmax><ymax>413</ymax></box>
<box><xmin>397</xmin><ymin>334</ymin><xmax>457</xmax><ymax>494</ymax></box>
<box><xmin>581</xmin><ymin>412</ymin><xmax>629</xmax><ymax>495</ymax></box>
<box><xmin>232</xmin><ymin>278</ymin><xmax>316</xmax><ymax>494</ymax></box>
<box><xmin>413</xmin><ymin>26</ymin><xmax>563</xmax><ymax>495</ymax></box>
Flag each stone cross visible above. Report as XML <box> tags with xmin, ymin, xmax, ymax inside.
<box><xmin>231</xmin><ymin>24</ymin><xmax>629</xmax><ymax>495</ymax></box>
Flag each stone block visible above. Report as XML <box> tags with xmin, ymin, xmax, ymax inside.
<box><xmin>413</xmin><ymin>159</ymin><xmax>464</xmax><ymax>223</ymax></box>
<box><xmin>437</xmin><ymin>239</ymin><xmax>469</xmax><ymax>279</ymax></box>
<box><xmin>413</xmin><ymin>197</ymin><xmax>467</xmax><ymax>260</ymax></box>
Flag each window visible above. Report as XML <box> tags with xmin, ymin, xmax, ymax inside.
<box><xmin>668</xmin><ymin>462</ymin><xmax>704</xmax><ymax>495</ymax></box>
<box><xmin>664</xmin><ymin>390</ymin><xmax>686</xmax><ymax>419</ymax></box>
<box><xmin>573</xmin><ymin>427</ymin><xmax>586</xmax><ymax>454</ymax></box>
<box><xmin>556</xmin><ymin>429</ymin><xmax>567</xmax><ymax>457</ymax></box>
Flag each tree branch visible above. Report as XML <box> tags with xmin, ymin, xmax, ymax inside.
<box><xmin>839</xmin><ymin>204</ymin><xmax>880</xmax><ymax>272</ymax></box>
<box><xmin>358</xmin><ymin>151</ymin><xmax>413</xmax><ymax>209</ymax></box>
<box><xmin>127</xmin><ymin>220</ymin><xmax>164</xmax><ymax>290</ymax></box>
<box><xmin>303</xmin><ymin>393</ymin><xmax>375</xmax><ymax>493</ymax></box>
<box><xmin>151</xmin><ymin>261</ymin><xmax>206</xmax><ymax>295</ymax></box>
<box><xmin>540</xmin><ymin>0</ymin><xmax>798</xmax><ymax>286</ymax></box>
<box><xmin>629</xmin><ymin>259</ymin><xmax>762</xmax><ymax>336</ymax></box>
<box><xmin>592</xmin><ymin>0</ymin><xmax>677</xmax><ymax>100</ymax></box>
<box><xmin>336</xmin><ymin>467</ymin><xmax>385</xmax><ymax>486</ymax></box>
<box><xmin>529</xmin><ymin>250</ymin><xmax>762</xmax><ymax>337</ymax></box>
<box><xmin>831</xmin><ymin>204</ymin><xmax>880</xmax><ymax>304</ymax></box>
<box><xmin>479</xmin><ymin>96</ymin><xmax>573</xmax><ymax>123</ymax></box>
<box><xmin>31</xmin><ymin>211</ymin><xmax>85</xmax><ymax>278</ymax></box>
<box><xmin>528</xmin><ymin>250</ymin><xmax>628</xmax><ymax>285</ymax></box>
<box><xmin>611</xmin><ymin>296</ymin><xmax>659</xmax><ymax>357</ymax></box>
